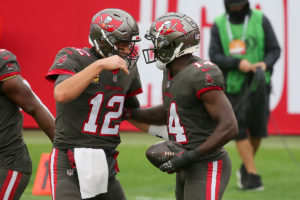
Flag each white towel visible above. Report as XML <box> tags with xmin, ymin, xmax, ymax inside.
<box><xmin>74</xmin><ymin>148</ymin><xmax>109</xmax><ymax>199</ymax></box>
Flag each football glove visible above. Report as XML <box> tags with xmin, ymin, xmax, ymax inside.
<box><xmin>159</xmin><ymin>142</ymin><xmax>198</xmax><ymax>173</ymax></box>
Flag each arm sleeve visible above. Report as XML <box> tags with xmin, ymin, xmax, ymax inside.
<box><xmin>124</xmin><ymin>96</ymin><xmax>140</xmax><ymax>109</ymax></box>
<box><xmin>0</xmin><ymin>50</ymin><xmax>21</xmax><ymax>82</ymax></box>
<box><xmin>192</xmin><ymin>65</ymin><xmax>225</xmax><ymax>100</ymax></box>
<box><xmin>262</xmin><ymin>15</ymin><xmax>281</xmax><ymax>73</ymax></box>
<box><xmin>46</xmin><ymin>48</ymin><xmax>79</xmax><ymax>81</ymax></box>
<box><xmin>209</xmin><ymin>23</ymin><xmax>241</xmax><ymax>72</ymax></box>
<box><xmin>54</xmin><ymin>74</ymin><xmax>73</xmax><ymax>86</ymax></box>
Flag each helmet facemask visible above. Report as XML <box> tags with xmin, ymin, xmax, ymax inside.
<box><xmin>142</xmin><ymin>33</ymin><xmax>160</xmax><ymax>64</ymax></box>
<box><xmin>142</xmin><ymin>13</ymin><xmax>200</xmax><ymax>70</ymax></box>
<box><xmin>116</xmin><ymin>39</ymin><xmax>140</xmax><ymax>69</ymax></box>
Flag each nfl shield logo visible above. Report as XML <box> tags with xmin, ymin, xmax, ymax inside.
<box><xmin>67</xmin><ymin>169</ymin><xmax>74</xmax><ymax>176</ymax></box>
<box><xmin>113</xmin><ymin>74</ymin><xmax>118</xmax><ymax>82</ymax></box>
<box><xmin>166</xmin><ymin>81</ymin><xmax>170</xmax><ymax>88</ymax></box>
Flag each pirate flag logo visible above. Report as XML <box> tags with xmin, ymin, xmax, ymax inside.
<box><xmin>155</xmin><ymin>19</ymin><xmax>187</xmax><ymax>35</ymax></box>
<box><xmin>93</xmin><ymin>13</ymin><xmax>123</xmax><ymax>32</ymax></box>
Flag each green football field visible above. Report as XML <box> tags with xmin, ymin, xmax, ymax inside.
<box><xmin>21</xmin><ymin>130</ymin><xmax>300</xmax><ymax>200</ymax></box>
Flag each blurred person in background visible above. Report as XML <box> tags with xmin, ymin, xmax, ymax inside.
<box><xmin>209</xmin><ymin>0</ymin><xmax>281</xmax><ymax>190</ymax></box>
<box><xmin>46</xmin><ymin>8</ymin><xmax>145</xmax><ymax>200</ymax></box>
<box><xmin>0</xmin><ymin>49</ymin><xmax>55</xmax><ymax>199</ymax></box>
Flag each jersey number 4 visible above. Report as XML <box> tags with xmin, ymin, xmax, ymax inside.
<box><xmin>83</xmin><ymin>93</ymin><xmax>124</xmax><ymax>135</ymax></box>
<box><xmin>168</xmin><ymin>102</ymin><xmax>187</xmax><ymax>143</ymax></box>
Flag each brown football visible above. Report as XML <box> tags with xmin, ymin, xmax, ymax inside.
<box><xmin>145</xmin><ymin>140</ymin><xmax>184</xmax><ymax>168</ymax></box>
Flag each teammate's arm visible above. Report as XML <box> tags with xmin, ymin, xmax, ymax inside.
<box><xmin>2</xmin><ymin>75</ymin><xmax>55</xmax><ymax>142</ymax></box>
<box><xmin>130</xmin><ymin>104</ymin><xmax>167</xmax><ymax>125</ymax></box>
<box><xmin>123</xmin><ymin>96</ymin><xmax>168</xmax><ymax>139</ymax></box>
<box><xmin>54</xmin><ymin>55</ymin><xmax>129</xmax><ymax>103</ymax></box>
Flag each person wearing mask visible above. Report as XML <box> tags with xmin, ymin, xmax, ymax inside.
<box><xmin>209</xmin><ymin>0</ymin><xmax>281</xmax><ymax>190</ymax></box>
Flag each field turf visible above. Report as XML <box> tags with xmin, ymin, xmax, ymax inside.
<box><xmin>21</xmin><ymin>130</ymin><xmax>300</xmax><ymax>200</ymax></box>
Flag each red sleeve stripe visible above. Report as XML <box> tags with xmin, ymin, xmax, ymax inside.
<box><xmin>196</xmin><ymin>86</ymin><xmax>223</xmax><ymax>99</ymax></box>
<box><xmin>0</xmin><ymin>71</ymin><xmax>20</xmax><ymax>82</ymax></box>
<box><xmin>45</xmin><ymin>69</ymin><xmax>76</xmax><ymax>81</ymax></box>
<box><xmin>126</xmin><ymin>88</ymin><xmax>143</xmax><ymax>98</ymax></box>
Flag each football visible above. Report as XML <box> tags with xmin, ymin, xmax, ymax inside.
<box><xmin>145</xmin><ymin>140</ymin><xmax>184</xmax><ymax>168</ymax></box>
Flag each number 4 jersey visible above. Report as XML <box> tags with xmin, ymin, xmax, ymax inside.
<box><xmin>46</xmin><ymin>47</ymin><xmax>143</xmax><ymax>150</ymax></box>
<box><xmin>162</xmin><ymin>56</ymin><xmax>226</xmax><ymax>157</ymax></box>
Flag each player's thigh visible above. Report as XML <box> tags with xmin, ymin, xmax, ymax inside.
<box><xmin>55</xmin><ymin>177</ymin><xmax>81</xmax><ymax>200</ymax></box>
<box><xmin>0</xmin><ymin>168</ymin><xmax>31</xmax><ymax>200</ymax></box>
<box><xmin>175</xmin><ymin>170</ymin><xmax>186</xmax><ymax>200</ymax></box>
<box><xmin>49</xmin><ymin>148</ymin><xmax>81</xmax><ymax>200</ymax></box>
<box><xmin>183</xmin><ymin>153</ymin><xmax>231</xmax><ymax>200</ymax></box>
<box><xmin>91</xmin><ymin>176</ymin><xmax>126</xmax><ymax>200</ymax></box>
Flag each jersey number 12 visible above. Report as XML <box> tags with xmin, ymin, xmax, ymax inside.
<box><xmin>83</xmin><ymin>93</ymin><xmax>124</xmax><ymax>135</ymax></box>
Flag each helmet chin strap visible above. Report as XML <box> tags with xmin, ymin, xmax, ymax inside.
<box><xmin>156</xmin><ymin>60</ymin><xmax>167</xmax><ymax>70</ymax></box>
<box><xmin>156</xmin><ymin>43</ymin><xmax>199</xmax><ymax>70</ymax></box>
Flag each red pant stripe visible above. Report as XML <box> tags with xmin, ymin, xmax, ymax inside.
<box><xmin>0</xmin><ymin>170</ymin><xmax>22</xmax><ymax>200</ymax></box>
<box><xmin>214</xmin><ymin>160</ymin><xmax>223</xmax><ymax>200</ymax></box>
<box><xmin>7</xmin><ymin>172</ymin><xmax>22</xmax><ymax>200</ymax></box>
<box><xmin>206</xmin><ymin>162</ymin><xmax>213</xmax><ymax>200</ymax></box>
<box><xmin>0</xmin><ymin>170</ymin><xmax>13</xmax><ymax>199</ymax></box>
<box><xmin>206</xmin><ymin>160</ymin><xmax>222</xmax><ymax>200</ymax></box>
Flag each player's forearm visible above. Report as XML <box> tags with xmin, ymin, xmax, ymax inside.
<box><xmin>194</xmin><ymin>118</ymin><xmax>238</xmax><ymax>158</ymax></box>
<box><xmin>54</xmin><ymin>61</ymin><xmax>104</xmax><ymax>103</ymax></box>
<box><xmin>129</xmin><ymin>120</ymin><xmax>169</xmax><ymax>139</ymax></box>
<box><xmin>128</xmin><ymin>120</ymin><xmax>150</xmax><ymax>132</ymax></box>
<box><xmin>130</xmin><ymin>105</ymin><xmax>167</xmax><ymax>125</ymax></box>
<box><xmin>30</xmin><ymin>107</ymin><xmax>55</xmax><ymax>142</ymax></box>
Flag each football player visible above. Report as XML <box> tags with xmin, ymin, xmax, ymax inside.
<box><xmin>129</xmin><ymin>12</ymin><xmax>238</xmax><ymax>200</ymax></box>
<box><xmin>0</xmin><ymin>49</ymin><xmax>55</xmax><ymax>199</ymax></box>
<box><xmin>46</xmin><ymin>8</ymin><xmax>144</xmax><ymax>200</ymax></box>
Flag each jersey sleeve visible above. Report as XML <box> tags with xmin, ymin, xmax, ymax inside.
<box><xmin>126</xmin><ymin>65</ymin><xmax>143</xmax><ymax>98</ymax></box>
<box><xmin>46</xmin><ymin>47</ymin><xmax>79</xmax><ymax>82</ymax></box>
<box><xmin>0</xmin><ymin>49</ymin><xmax>20</xmax><ymax>82</ymax></box>
<box><xmin>191</xmin><ymin>62</ymin><xmax>225</xmax><ymax>100</ymax></box>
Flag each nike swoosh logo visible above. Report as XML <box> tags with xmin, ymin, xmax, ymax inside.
<box><xmin>3</xmin><ymin>56</ymin><xmax>10</xmax><ymax>60</ymax></box>
<box><xmin>202</xmin><ymin>67</ymin><xmax>211</xmax><ymax>72</ymax></box>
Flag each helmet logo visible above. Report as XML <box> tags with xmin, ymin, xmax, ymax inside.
<box><xmin>156</xmin><ymin>19</ymin><xmax>186</xmax><ymax>35</ymax></box>
<box><xmin>93</xmin><ymin>13</ymin><xmax>123</xmax><ymax>32</ymax></box>
<box><xmin>57</xmin><ymin>54</ymin><xmax>68</xmax><ymax>65</ymax></box>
